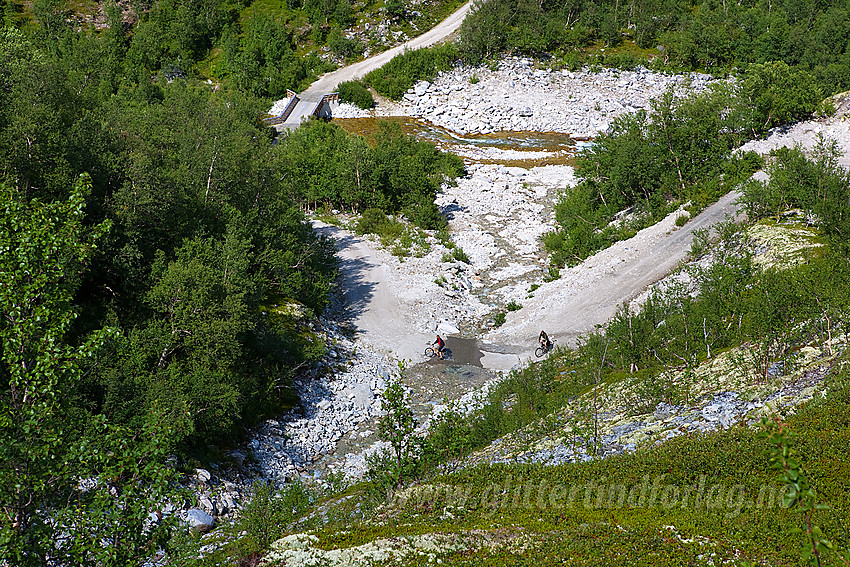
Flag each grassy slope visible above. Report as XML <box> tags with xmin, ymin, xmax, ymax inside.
<box><xmin>276</xmin><ymin>371</ymin><xmax>850</xmax><ymax>565</ymax></box>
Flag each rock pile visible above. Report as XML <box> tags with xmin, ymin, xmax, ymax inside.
<box><xmin>335</xmin><ymin>59</ymin><xmax>715</xmax><ymax>137</ymax></box>
<box><xmin>248</xmin><ymin>332</ymin><xmax>397</xmax><ymax>484</ymax></box>
<box><xmin>404</xmin><ymin>60</ymin><xmax>713</xmax><ymax>136</ymax></box>
<box><xmin>437</xmin><ymin>163</ymin><xmax>575</xmax><ymax>306</ymax></box>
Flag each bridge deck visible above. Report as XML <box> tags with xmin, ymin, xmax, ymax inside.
<box><xmin>264</xmin><ymin>92</ymin><xmax>339</xmax><ymax>131</ymax></box>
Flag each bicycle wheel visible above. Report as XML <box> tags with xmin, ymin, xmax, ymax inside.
<box><xmin>535</xmin><ymin>346</ymin><xmax>545</xmax><ymax>358</ymax></box>
<box><xmin>425</xmin><ymin>346</ymin><xmax>436</xmax><ymax>357</ymax></box>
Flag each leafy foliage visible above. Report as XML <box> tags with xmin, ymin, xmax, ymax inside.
<box><xmin>755</xmin><ymin>417</ymin><xmax>850</xmax><ymax>566</ymax></box>
<box><xmin>0</xmin><ymin>177</ymin><xmax>182</xmax><ymax>565</ymax></box>
<box><xmin>363</xmin><ymin>43</ymin><xmax>459</xmax><ymax>100</ymax></box>
<box><xmin>236</xmin><ymin>481</ymin><xmax>313</xmax><ymax>554</ymax></box>
<box><xmin>356</xmin><ymin>207</ymin><xmax>400</xmax><ymax>236</ymax></box>
<box><xmin>459</xmin><ymin>0</ymin><xmax>577</xmax><ymax>64</ymax></box>
<box><xmin>741</xmin><ymin>61</ymin><xmax>824</xmax><ymax>137</ymax></box>
<box><xmin>741</xmin><ymin>140</ymin><xmax>850</xmax><ymax>250</ymax></box>
<box><xmin>0</xmin><ymin>17</ymin><xmax>343</xmax><ymax>450</ymax></box>
<box><xmin>328</xmin><ymin>31</ymin><xmax>365</xmax><ymax>62</ymax></box>
<box><xmin>218</xmin><ymin>13</ymin><xmax>330</xmax><ymax>97</ymax></box>
<box><xmin>368</xmin><ymin>373</ymin><xmax>422</xmax><ymax>491</ymax></box>
<box><xmin>545</xmin><ymin>83</ymin><xmax>758</xmax><ymax>265</ymax></box>
<box><xmin>459</xmin><ymin>0</ymin><xmax>850</xmax><ymax>104</ymax></box>
<box><xmin>338</xmin><ymin>79</ymin><xmax>375</xmax><ymax>109</ymax></box>
<box><xmin>275</xmin><ymin>119</ymin><xmax>463</xmax><ymax>228</ymax></box>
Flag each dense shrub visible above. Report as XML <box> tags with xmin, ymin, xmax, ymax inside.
<box><xmin>459</xmin><ymin>0</ymin><xmax>577</xmax><ymax>64</ymax></box>
<box><xmin>364</xmin><ymin>44</ymin><xmax>459</xmax><ymax>100</ymax></box>
<box><xmin>219</xmin><ymin>14</ymin><xmax>330</xmax><ymax>97</ymax></box>
<box><xmin>237</xmin><ymin>481</ymin><xmax>313</xmax><ymax>553</ymax></box>
<box><xmin>276</xmin><ymin>120</ymin><xmax>463</xmax><ymax>228</ymax></box>
<box><xmin>337</xmin><ymin>79</ymin><xmax>375</xmax><ymax>109</ymax></box>
<box><xmin>356</xmin><ymin>207</ymin><xmax>395</xmax><ymax>235</ymax></box>
<box><xmin>741</xmin><ymin>61</ymin><xmax>824</xmax><ymax>136</ymax></box>
<box><xmin>741</xmin><ymin>141</ymin><xmax>850</xmax><ymax>248</ymax></box>
<box><xmin>328</xmin><ymin>31</ymin><xmax>365</xmax><ymax>62</ymax></box>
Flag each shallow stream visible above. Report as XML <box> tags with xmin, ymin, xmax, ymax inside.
<box><xmin>334</xmin><ymin>117</ymin><xmax>578</xmax><ymax>167</ymax></box>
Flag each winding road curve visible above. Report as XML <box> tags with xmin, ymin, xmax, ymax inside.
<box><xmin>301</xmin><ymin>0</ymin><xmax>475</xmax><ymax>96</ymax></box>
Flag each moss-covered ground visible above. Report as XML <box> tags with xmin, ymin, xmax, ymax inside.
<box><xmin>261</xmin><ymin>368</ymin><xmax>849</xmax><ymax>565</ymax></box>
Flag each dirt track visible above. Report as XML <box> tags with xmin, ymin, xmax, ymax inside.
<box><xmin>315</xmin><ymin>191</ymin><xmax>741</xmax><ymax>371</ymax></box>
<box><xmin>482</xmin><ymin>192</ymin><xmax>741</xmax><ymax>368</ymax></box>
<box><xmin>302</xmin><ymin>0</ymin><xmax>474</xmax><ymax>97</ymax></box>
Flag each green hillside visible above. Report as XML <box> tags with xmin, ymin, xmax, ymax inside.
<box><xmin>3</xmin><ymin>0</ymin><xmax>850</xmax><ymax>564</ymax></box>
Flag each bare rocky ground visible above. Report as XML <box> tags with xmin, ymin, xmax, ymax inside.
<box><xmin>183</xmin><ymin>63</ymin><xmax>850</xmax><ymax>547</ymax></box>
<box><xmin>331</xmin><ymin>57</ymin><xmax>715</xmax><ymax>137</ymax></box>
<box><xmin>738</xmin><ymin>90</ymin><xmax>850</xmax><ymax>168</ymax></box>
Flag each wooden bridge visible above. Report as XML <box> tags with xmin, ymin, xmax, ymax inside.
<box><xmin>264</xmin><ymin>90</ymin><xmax>340</xmax><ymax>130</ymax></box>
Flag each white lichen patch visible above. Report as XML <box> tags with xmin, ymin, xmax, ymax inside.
<box><xmin>267</xmin><ymin>299</ymin><xmax>314</xmax><ymax>320</ymax></box>
<box><xmin>262</xmin><ymin>529</ymin><xmax>543</xmax><ymax>566</ymax></box>
<box><xmin>465</xmin><ymin>334</ymin><xmax>844</xmax><ymax>467</ymax></box>
<box><xmin>747</xmin><ymin>219</ymin><xmax>824</xmax><ymax>269</ymax></box>
<box><xmin>262</xmin><ymin>532</ymin><xmax>464</xmax><ymax>566</ymax></box>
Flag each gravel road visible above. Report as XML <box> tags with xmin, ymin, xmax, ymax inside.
<box><xmin>482</xmin><ymin>192</ymin><xmax>742</xmax><ymax>368</ymax></box>
<box><xmin>302</xmin><ymin>0</ymin><xmax>474</xmax><ymax>96</ymax></box>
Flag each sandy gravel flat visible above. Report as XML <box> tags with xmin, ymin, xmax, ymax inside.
<box><xmin>482</xmin><ymin>192</ymin><xmax>741</xmax><ymax>368</ymax></box>
<box><xmin>314</xmin><ymin>222</ymin><xmax>436</xmax><ymax>362</ymax></box>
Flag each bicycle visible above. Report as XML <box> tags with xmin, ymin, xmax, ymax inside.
<box><xmin>535</xmin><ymin>339</ymin><xmax>556</xmax><ymax>358</ymax></box>
<box><xmin>425</xmin><ymin>346</ymin><xmax>443</xmax><ymax>359</ymax></box>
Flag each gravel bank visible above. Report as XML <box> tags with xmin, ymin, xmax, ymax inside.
<box><xmin>333</xmin><ymin>58</ymin><xmax>714</xmax><ymax>137</ymax></box>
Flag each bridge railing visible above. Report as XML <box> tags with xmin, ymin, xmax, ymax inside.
<box><xmin>263</xmin><ymin>92</ymin><xmax>300</xmax><ymax>126</ymax></box>
<box><xmin>264</xmin><ymin>91</ymin><xmax>340</xmax><ymax>127</ymax></box>
<box><xmin>309</xmin><ymin>93</ymin><xmax>340</xmax><ymax>118</ymax></box>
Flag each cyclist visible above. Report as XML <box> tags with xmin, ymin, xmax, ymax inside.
<box><xmin>433</xmin><ymin>335</ymin><xmax>446</xmax><ymax>359</ymax></box>
<box><xmin>538</xmin><ymin>330</ymin><xmax>552</xmax><ymax>353</ymax></box>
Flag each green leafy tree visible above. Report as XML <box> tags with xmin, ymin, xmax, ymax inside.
<box><xmin>219</xmin><ymin>14</ymin><xmax>322</xmax><ymax>97</ymax></box>
<box><xmin>0</xmin><ymin>175</ymin><xmax>182</xmax><ymax>565</ymax></box>
<box><xmin>741</xmin><ymin>61</ymin><xmax>823</xmax><ymax>136</ymax></box>
<box><xmin>757</xmin><ymin>418</ymin><xmax>850</xmax><ymax>567</ymax></box>
<box><xmin>142</xmin><ymin>229</ymin><xmax>254</xmax><ymax>439</ymax></box>
<box><xmin>376</xmin><ymin>374</ymin><xmax>419</xmax><ymax>488</ymax></box>
<box><xmin>0</xmin><ymin>27</ymin><xmax>79</xmax><ymax>201</ymax></box>
<box><xmin>648</xmin><ymin>84</ymin><xmax>735</xmax><ymax>198</ymax></box>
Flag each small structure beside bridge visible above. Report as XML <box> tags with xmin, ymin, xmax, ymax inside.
<box><xmin>264</xmin><ymin>90</ymin><xmax>340</xmax><ymax>131</ymax></box>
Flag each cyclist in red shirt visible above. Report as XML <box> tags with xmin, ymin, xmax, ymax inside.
<box><xmin>433</xmin><ymin>335</ymin><xmax>446</xmax><ymax>358</ymax></box>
